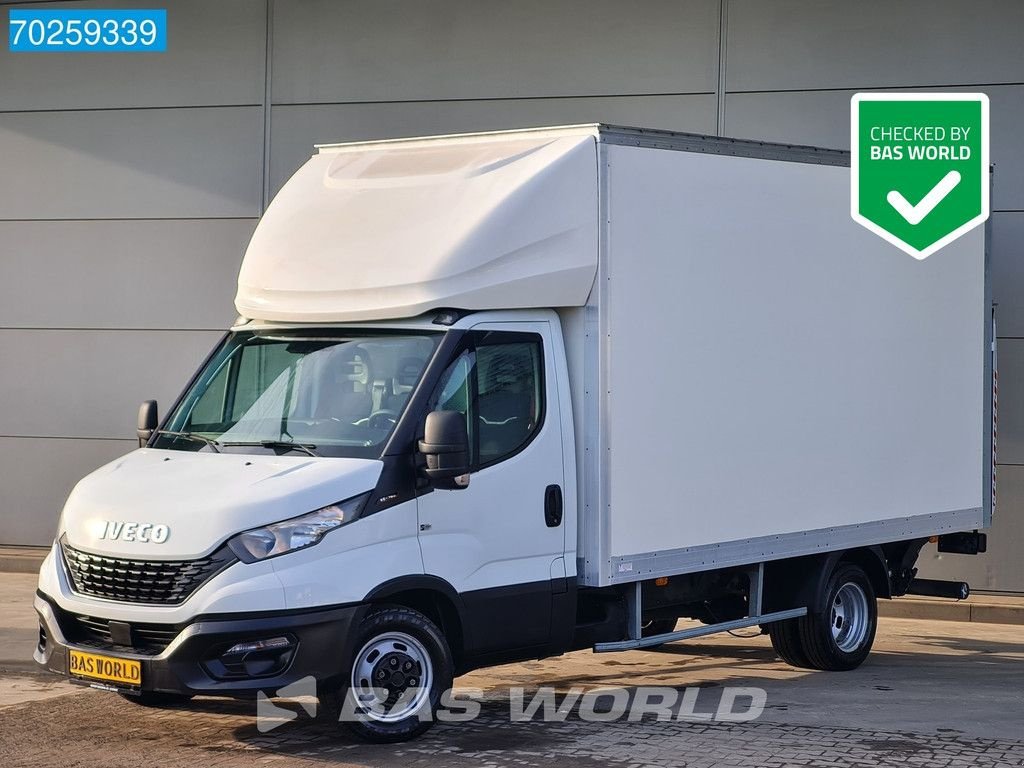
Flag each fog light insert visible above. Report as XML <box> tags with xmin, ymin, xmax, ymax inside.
<box><xmin>206</xmin><ymin>635</ymin><xmax>297</xmax><ymax>680</ymax></box>
<box><xmin>225</xmin><ymin>636</ymin><xmax>292</xmax><ymax>655</ymax></box>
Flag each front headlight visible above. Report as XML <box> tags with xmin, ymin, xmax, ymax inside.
<box><xmin>227</xmin><ymin>493</ymin><xmax>370</xmax><ymax>563</ymax></box>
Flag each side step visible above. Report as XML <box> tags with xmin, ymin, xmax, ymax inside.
<box><xmin>594</xmin><ymin>607</ymin><xmax>807</xmax><ymax>653</ymax></box>
<box><xmin>594</xmin><ymin>563</ymin><xmax>807</xmax><ymax>653</ymax></box>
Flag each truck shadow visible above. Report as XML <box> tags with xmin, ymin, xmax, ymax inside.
<box><xmin>225</xmin><ymin>693</ymin><xmax>725</xmax><ymax>764</ymax></box>
<box><xmin>164</xmin><ymin>630</ymin><xmax>1024</xmax><ymax>762</ymax></box>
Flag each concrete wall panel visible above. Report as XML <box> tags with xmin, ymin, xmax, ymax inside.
<box><xmin>990</xmin><ymin>213</ymin><xmax>1024</xmax><ymax>338</ymax></box>
<box><xmin>272</xmin><ymin>0</ymin><xmax>720</xmax><ymax>104</ymax></box>
<box><xmin>0</xmin><ymin>437</ymin><xmax>133</xmax><ymax>546</ymax></box>
<box><xmin>0</xmin><ymin>219</ymin><xmax>254</xmax><ymax>330</ymax></box>
<box><xmin>0</xmin><ymin>107</ymin><xmax>263</xmax><ymax>219</ymax></box>
<box><xmin>917</xmin><ymin>464</ymin><xmax>1024</xmax><ymax>592</ymax></box>
<box><xmin>995</xmin><ymin>340</ymin><xmax>1024</xmax><ymax>466</ymax></box>
<box><xmin>0</xmin><ymin>0</ymin><xmax>266</xmax><ymax>110</ymax></box>
<box><xmin>727</xmin><ymin>0</ymin><xmax>1024</xmax><ymax>92</ymax></box>
<box><xmin>0</xmin><ymin>329</ymin><xmax>221</xmax><ymax>439</ymax></box>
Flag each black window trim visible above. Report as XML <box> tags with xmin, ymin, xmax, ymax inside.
<box><xmin>467</xmin><ymin>329</ymin><xmax>547</xmax><ymax>473</ymax></box>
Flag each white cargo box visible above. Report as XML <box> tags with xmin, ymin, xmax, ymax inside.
<box><xmin>575</xmin><ymin>128</ymin><xmax>990</xmax><ymax>586</ymax></box>
<box><xmin>238</xmin><ymin>125</ymin><xmax>992</xmax><ymax>589</ymax></box>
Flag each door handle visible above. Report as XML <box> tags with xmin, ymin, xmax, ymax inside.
<box><xmin>544</xmin><ymin>484</ymin><xmax>563</xmax><ymax>528</ymax></box>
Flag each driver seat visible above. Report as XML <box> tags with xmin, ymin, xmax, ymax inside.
<box><xmin>314</xmin><ymin>348</ymin><xmax>372</xmax><ymax>422</ymax></box>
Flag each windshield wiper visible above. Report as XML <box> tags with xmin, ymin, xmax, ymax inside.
<box><xmin>222</xmin><ymin>440</ymin><xmax>319</xmax><ymax>457</ymax></box>
<box><xmin>154</xmin><ymin>430</ymin><xmax>222</xmax><ymax>453</ymax></box>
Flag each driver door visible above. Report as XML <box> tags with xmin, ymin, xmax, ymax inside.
<box><xmin>416</xmin><ymin>321</ymin><xmax>566</xmax><ymax>658</ymax></box>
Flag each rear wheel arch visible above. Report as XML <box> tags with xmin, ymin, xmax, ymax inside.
<box><xmin>840</xmin><ymin>546</ymin><xmax>892</xmax><ymax>600</ymax></box>
<box><xmin>766</xmin><ymin>547</ymin><xmax>890</xmax><ymax>615</ymax></box>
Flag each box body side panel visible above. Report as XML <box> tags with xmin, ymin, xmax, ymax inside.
<box><xmin>589</xmin><ymin>144</ymin><xmax>985</xmax><ymax>585</ymax></box>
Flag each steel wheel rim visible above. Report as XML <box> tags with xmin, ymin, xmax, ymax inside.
<box><xmin>831</xmin><ymin>582</ymin><xmax>870</xmax><ymax>653</ymax></box>
<box><xmin>351</xmin><ymin>631</ymin><xmax>433</xmax><ymax>723</ymax></box>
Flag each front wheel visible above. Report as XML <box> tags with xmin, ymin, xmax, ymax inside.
<box><xmin>339</xmin><ymin>606</ymin><xmax>454</xmax><ymax>743</ymax></box>
<box><xmin>797</xmin><ymin>562</ymin><xmax>877</xmax><ymax>671</ymax></box>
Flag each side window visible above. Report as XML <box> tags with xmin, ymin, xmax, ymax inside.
<box><xmin>430</xmin><ymin>349</ymin><xmax>476</xmax><ymax>455</ymax></box>
<box><xmin>429</xmin><ymin>333</ymin><xmax>544</xmax><ymax>468</ymax></box>
<box><xmin>476</xmin><ymin>339</ymin><xmax>543</xmax><ymax>465</ymax></box>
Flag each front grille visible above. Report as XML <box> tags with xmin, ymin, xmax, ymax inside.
<box><xmin>57</xmin><ymin>611</ymin><xmax>181</xmax><ymax>656</ymax></box>
<box><xmin>60</xmin><ymin>537</ymin><xmax>236</xmax><ymax>605</ymax></box>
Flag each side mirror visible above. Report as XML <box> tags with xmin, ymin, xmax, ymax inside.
<box><xmin>137</xmin><ymin>400</ymin><xmax>158</xmax><ymax>447</ymax></box>
<box><xmin>418</xmin><ymin>410</ymin><xmax>471</xmax><ymax>489</ymax></box>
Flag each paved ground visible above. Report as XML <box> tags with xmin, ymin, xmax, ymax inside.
<box><xmin>3</xmin><ymin>572</ymin><xmax>1023</xmax><ymax>767</ymax></box>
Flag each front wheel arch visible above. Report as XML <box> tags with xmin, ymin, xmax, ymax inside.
<box><xmin>364</xmin><ymin>576</ymin><xmax>466</xmax><ymax>667</ymax></box>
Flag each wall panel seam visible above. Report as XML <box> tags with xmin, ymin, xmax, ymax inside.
<box><xmin>261</xmin><ymin>0</ymin><xmax>274</xmax><ymax>212</ymax></box>
<box><xmin>0</xmin><ymin>104</ymin><xmax>262</xmax><ymax>115</ymax></box>
<box><xmin>725</xmin><ymin>83</ymin><xmax>1024</xmax><ymax>96</ymax></box>
<box><xmin>715</xmin><ymin>0</ymin><xmax>728</xmax><ymax>135</ymax></box>
<box><xmin>0</xmin><ymin>217</ymin><xmax>259</xmax><ymax>223</ymax></box>
<box><xmin>269</xmin><ymin>92</ymin><xmax>716</xmax><ymax>108</ymax></box>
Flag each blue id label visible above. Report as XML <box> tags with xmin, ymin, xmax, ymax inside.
<box><xmin>8</xmin><ymin>9</ymin><xmax>167</xmax><ymax>52</ymax></box>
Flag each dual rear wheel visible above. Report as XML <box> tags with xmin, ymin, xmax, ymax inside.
<box><xmin>770</xmin><ymin>562</ymin><xmax>878</xmax><ymax>670</ymax></box>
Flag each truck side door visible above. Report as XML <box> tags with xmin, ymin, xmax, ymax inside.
<box><xmin>416</xmin><ymin>321</ymin><xmax>566</xmax><ymax>659</ymax></box>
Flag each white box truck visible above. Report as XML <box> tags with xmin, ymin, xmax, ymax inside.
<box><xmin>34</xmin><ymin>125</ymin><xmax>993</xmax><ymax>741</ymax></box>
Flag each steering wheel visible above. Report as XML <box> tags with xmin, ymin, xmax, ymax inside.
<box><xmin>363</xmin><ymin>409</ymin><xmax>399</xmax><ymax>430</ymax></box>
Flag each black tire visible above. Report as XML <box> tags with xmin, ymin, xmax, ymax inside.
<box><xmin>639</xmin><ymin>618</ymin><xmax>678</xmax><ymax>649</ymax></box>
<box><xmin>642</xmin><ymin>618</ymin><xmax>678</xmax><ymax>638</ymax></box>
<box><xmin>339</xmin><ymin>605</ymin><xmax>454</xmax><ymax>743</ymax></box>
<box><xmin>769</xmin><ymin>618</ymin><xmax>813</xmax><ymax>669</ymax></box>
<box><xmin>118</xmin><ymin>691</ymin><xmax>192</xmax><ymax>708</ymax></box>
<box><xmin>797</xmin><ymin>562</ymin><xmax>877</xmax><ymax>671</ymax></box>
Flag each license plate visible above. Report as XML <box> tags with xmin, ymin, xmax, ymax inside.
<box><xmin>68</xmin><ymin>649</ymin><xmax>141</xmax><ymax>686</ymax></box>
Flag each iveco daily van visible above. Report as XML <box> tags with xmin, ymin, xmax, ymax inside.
<box><xmin>35</xmin><ymin>125</ymin><xmax>992</xmax><ymax>741</ymax></box>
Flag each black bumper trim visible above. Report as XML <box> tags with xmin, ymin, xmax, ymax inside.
<box><xmin>36</xmin><ymin>592</ymin><xmax>367</xmax><ymax>698</ymax></box>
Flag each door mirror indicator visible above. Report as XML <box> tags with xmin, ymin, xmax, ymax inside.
<box><xmin>419</xmin><ymin>410</ymin><xmax>471</xmax><ymax>490</ymax></box>
<box><xmin>137</xmin><ymin>400</ymin><xmax>158</xmax><ymax>446</ymax></box>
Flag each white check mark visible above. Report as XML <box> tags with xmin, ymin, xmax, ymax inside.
<box><xmin>886</xmin><ymin>170</ymin><xmax>961</xmax><ymax>225</ymax></box>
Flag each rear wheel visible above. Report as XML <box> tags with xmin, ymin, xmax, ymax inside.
<box><xmin>797</xmin><ymin>562</ymin><xmax>877</xmax><ymax>671</ymax></box>
<box><xmin>642</xmin><ymin>618</ymin><xmax>677</xmax><ymax>637</ymax></box>
<box><xmin>640</xmin><ymin>618</ymin><xmax>678</xmax><ymax>649</ymax></box>
<box><xmin>339</xmin><ymin>606</ymin><xmax>453</xmax><ymax>743</ymax></box>
<box><xmin>769</xmin><ymin>618</ymin><xmax>812</xmax><ymax>668</ymax></box>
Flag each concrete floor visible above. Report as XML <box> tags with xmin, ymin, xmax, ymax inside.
<box><xmin>3</xmin><ymin>573</ymin><xmax>1023</xmax><ymax>766</ymax></box>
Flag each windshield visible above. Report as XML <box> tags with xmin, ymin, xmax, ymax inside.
<box><xmin>155</xmin><ymin>330</ymin><xmax>441</xmax><ymax>458</ymax></box>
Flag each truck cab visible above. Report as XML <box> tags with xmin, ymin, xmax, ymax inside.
<box><xmin>35</xmin><ymin>309</ymin><xmax>582</xmax><ymax>740</ymax></box>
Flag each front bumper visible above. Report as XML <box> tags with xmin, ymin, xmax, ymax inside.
<box><xmin>35</xmin><ymin>591</ymin><xmax>367</xmax><ymax>697</ymax></box>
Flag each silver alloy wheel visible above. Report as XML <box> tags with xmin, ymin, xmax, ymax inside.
<box><xmin>831</xmin><ymin>582</ymin><xmax>870</xmax><ymax>653</ymax></box>
<box><xmin>351</xmin><ymin>631</ymin><xmax>434</xmax><ymax>723</ymax></box>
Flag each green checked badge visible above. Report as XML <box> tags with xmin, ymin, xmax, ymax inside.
<box><xmin>851</xmin><ymin>93</ymin><xmax>989</xmax><ymax>259</ymax></box>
